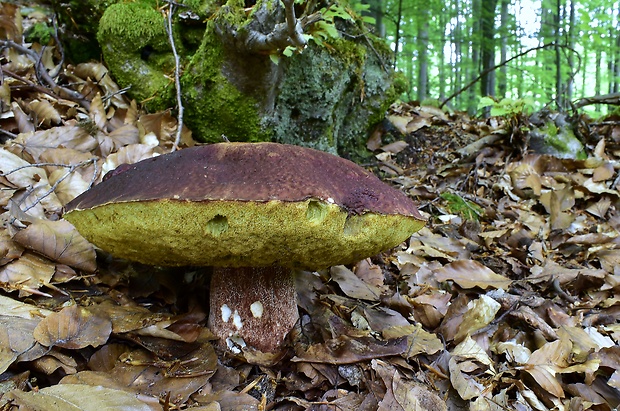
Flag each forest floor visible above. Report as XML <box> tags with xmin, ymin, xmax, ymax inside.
<box><xmin>1</xmin><ymin>5</ymin><xmax>620</xmax><ymax>411</ymax></box>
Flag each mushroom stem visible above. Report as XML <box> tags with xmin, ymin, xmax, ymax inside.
<box><xmin>208</xmin><ymin>266</ymin><xmax>298</xmax><ymax>354</ymax></box>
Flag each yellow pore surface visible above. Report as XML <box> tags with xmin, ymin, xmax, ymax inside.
<box><xmin>64</xmin><ymin>198</ymin><xmax>425</xmax><ymax>269</ymax></box>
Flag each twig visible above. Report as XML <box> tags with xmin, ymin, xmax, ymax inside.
<box><xmin>440</xmin><ymin>42</ymin><xmax>577</xmax><ymax>109</ymax></box>
<box><xmin>2</xmin><ymin>159</ymin><xmax>99</xmax><ymax>217</ymax></box>
<box><xmin>0</xmin><ymin>39</ymin><xmax>90</xmax><ymax>109</ymax></box>
<box><xmin>164</xmin><ymin>1</ymin><xmax>184</xmax><ymax>152</ymax></box>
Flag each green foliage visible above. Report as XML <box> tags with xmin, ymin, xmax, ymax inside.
<box><xmin>440</xmin><ymin>192</ymin><xmax>484</xmax><ymax>221</ymax></box>
<box><xmin>25</xmin><ymin>22</ymin><xmax>54</xmax><ymax>45</ymax></box>
<box><xmin>477</xmin><ymin>97</ymin><xmax>536</xmax><ymax>117</ymax></box>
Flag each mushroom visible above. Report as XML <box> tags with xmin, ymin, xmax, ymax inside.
<box><xmin>64</xmin><ymin>142</ymin><xmax>425</xmax><ymax>357</ymax></box>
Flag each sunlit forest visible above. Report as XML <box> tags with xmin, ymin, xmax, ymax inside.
<box><xmin>356</xmin><ymin>0</ymin><xmax>620</xmax><ymax>114</ymax></box>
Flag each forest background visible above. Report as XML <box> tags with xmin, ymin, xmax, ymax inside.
<box><xmin>359</xmin><ymin>0</ymin><xmax>619</xmax><ymax>115</ymax></box>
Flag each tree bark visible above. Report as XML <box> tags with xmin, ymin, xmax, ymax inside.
<box><xmin>417</xmin><ymin>2</ymin><xmax>430</xmax><ymax>101</ymax></box>
<box><xmin>479</xmin><ymin>0</ymin><xmax>498</xmax><ymax>98</ymax></box>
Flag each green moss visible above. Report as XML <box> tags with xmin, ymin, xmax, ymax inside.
<box><xmin>64</xmin><ymin>199</ymin><xmax>424</xmax><ymax>269</ymax></box>
<box><xmin>97</xmin><ymin>2</ymin><xmax>174</xmax><ymax>110</ymax></box>
<box><xmin>181</xmin><ymin>19</ymin><xmax>269</xmax><ymax>143</ymax></box>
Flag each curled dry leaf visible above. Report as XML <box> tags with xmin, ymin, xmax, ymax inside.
<box><xmin>434</xmin><ymin>260</ymin><xmax>512</xmax><ymax>289</ymax></box>
<box><xmin>523</xmin><ymin>335</ymin><xmax>572</xmax><ymax>399</ymax></box>
<box><xmin>0</xmin><ymin>229</ymin><xmax>24</xmax><ymax>264</ymax></box>
<box><xmin>34</xmin><ymin>304</ymin><xmax>112</xmax><ymax>349</ymax></box>
<box><xmin>12</xmin><ymin>218</ymin><xmax>96</xmax><ymax>272</ymax></box>
<box><xmin>507</xmin><ymin>161</ymin><xmax>542</xmax><ymax>197</ymax></box>
<box><xmin>90</xmin><ymin>92</ymin><xmax>108</xmax><ymax>131</ymax></box>
<box><xmin>373</xmin><ymin>359</ymin><xmax>447</xmax><ymax>411</ymax></box>
<box><xmin>29</xmin><ymin>99</ymin><xmax>62</xmax><ymax>127</ymax></box>
<box><xmin>449</xmin><ymin>335</ymin><xmax>494</xmax><ymax>400</ymax></box>
<box><xmin>292</xmin><ymin>335</ymin><xmax>408</xmax><ymax>365</ymax></box>
<box><xmin>0</xmin><ymin>251</ymin><xmax>55</xmax><ymax>295</ymax></box>
<box><xmin>382</xmin><ymin>324</ymin><xmax>443</xmax><ymax>358</ymax></box>
<box><xmin>101</xmin><ymin>144</ymin><xmax>161</xmax><ymax>176</ymax></box>
<box><xmin>0</xmin><ymin>316</ymin><xmax>40</xmax><ymax>373</ymax></box>
<box><xmin>453</xmin><ymin>294</ymin><xmax>501</xmax><ymax>342</ymax></box>
<box><xmin>330</xmin><ymin>265</ymin><xmax>385</xmax><ymax>301</ymax></box>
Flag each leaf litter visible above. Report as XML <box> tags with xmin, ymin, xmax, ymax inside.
<box><xmin>0</xmin><ymin>5</ymin><xmax>618</xmax><ymax>411</ymax></box>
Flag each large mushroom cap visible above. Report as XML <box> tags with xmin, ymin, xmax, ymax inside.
<box><xmin>64</xmin><ymin>142</ymin><xmax>425</xmax><ymax>269</ymax></box>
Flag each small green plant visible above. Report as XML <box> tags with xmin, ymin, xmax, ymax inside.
<box><xmin>440</xmin><ymin>192</ymin><xmax>484</xmax><ymax>221</ymax></box>
<box><xmin>478</xmin><ymin>96</ymin><xmax>536</xmax><ymax>117</ymax></box>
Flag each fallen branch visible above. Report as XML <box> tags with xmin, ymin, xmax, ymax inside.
<box><xmin>573</xmin><ymin>92</ymin><xmax>620</xmax><ymax>108</ymax></box>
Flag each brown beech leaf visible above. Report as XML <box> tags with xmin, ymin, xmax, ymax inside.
<box><xmin>90</xmin><ymin>92</ymin><xmax>107</xmax><ymax>130</ymax></box>
<box><xmin>292</xmin><ymin>335</ymin><xmax>408</xmax><ymax>364</ymax></box>
<box><xmin>101</xmin><ymin>144</ymin><xmax>160</xmax><ymax>176</ymax></box>
<box><xmin>434</xmin><ymin>260</ymin><xmax>512</xmax><ymax>289</ymax></box>
<box><xmin>449</xmin><ymin>335</ymin><xmax>494</xmax><ymax>400</ymax></box>
<box><xmin>382</xmin><ymin>324</ymin><xmax>443</xmax><ymax>358</ymax></box>
<box><xmin>13</xmin><ymin>126</ymin><xmax>98</xmax><ymax>160</ymax></box>
<box><xmin>0</xmin><ymin>316</ymin><xmax>40</xmax><ymax>373</ymax></box>
<box><xmin>6</xmin><ymin>384</ymin><xmax>155</xmax><ymax>411</ymax></box>
<box><xmin>34</xmin><ymin>304</ymin><xmax>112</xmax><ymax>349</ymax></box>
<box><xmin>30</xmin><ymin>99</ymin><xmax>61</xmax><ymax>127</ymax></box>
<box><xmin>453</xmin><ymin>294</ymin><xmax>501</xmax><ymax>342</ymax></box>
<box><xmin>330</xmin><ymin>265</ymin><xmax>385</xmax><ymax>301</ymax></box>
<box><xmin>63</xmin><ymin>354</ymin><xmax>215</xmax><ymax>405</ymax></box>
<box><xmin>0</xmin><ymin>229</ymin><xmax>24</xmax><ymax>264</ymax></box>
<box><xmin>0</xmin><ymin>252</ymin><xmax>55</xmax><ymax>295</ymax></box>
<box><xmin>12</xmin><ymin>219</ymin><xmax>96</xmax><ymax>272</ymax></box>
<box><xmin>373</xmin><ymin>359</ymin><xmax>447</xmax><ymax>411</ymax></box>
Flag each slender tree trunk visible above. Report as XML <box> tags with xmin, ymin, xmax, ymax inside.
<box><xmin>566</xmin><ymin>0</ymin><xmax>575</xmax><ymax>101</ymax></box>
<box><xmin>439</xmin><ymin>7</ymin><xmax>447</xmax><ymax>100</ymax></box>
<box><xmin>417</xmin><ymin>1</ymin><xmax>430</xmax><ymax>101</ymax></box>
<box><xmin>468</xmin><ymin>0</ymin><xmax>481</xmax><ymax>114</ymax></box>
<box><xmin>453</xmin><ymin>0</ymin><xmax>462</xmax><ymax>106</ymax></box>
<box><xmin>498</xmin><ymin>0</ymin><xmax>509</xmax><ymax>98</ymax></box>
<box><xmin>554</xmin><ymin>0</ymin><xmax>563</xmax><ymax>108</ymax></box>
<box><xmin>480</xmin><ymin>0</ymin><xmax>498</xmax><ymax>98</ymax></box>
<box><xmin>393</xmin><ymin>0</ymin><xmax>403</xmax><ymax>67</ymax></box>
<box><xmin>596</xmin><ymin>49</ymin><xmax>601</xmax><ymax>96</ymax></box>
<box><xmin>613</xmin><ymin>4</ymin><xmax>620</xmax><ymax>94</ymax></box>
<box><xmin>361</xmin><ymin>0</ymin><xmax>385</xmax><ymax>37</ymax></box>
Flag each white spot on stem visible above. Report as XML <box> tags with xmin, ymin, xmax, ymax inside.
<box><xmin>232</xmin><ymin>310</ymin><xmax>243</xmax><ymax>330</ymax></box>
<box><xmin>221</xmin><ymin>304</ymin><xmax>232</xmax><ymax>323</ymax></box>
<box><xmin>250</xmin><ymin>301</ymin><xmax>264</xmax><ymax>318</ymax></box>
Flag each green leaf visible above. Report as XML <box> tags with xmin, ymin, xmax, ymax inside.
<box><xmin>477</xmin><ymin>97</ymin><xmax>495</xmax><ymax>110</ymax></box>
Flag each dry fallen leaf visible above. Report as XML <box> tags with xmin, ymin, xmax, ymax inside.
<box><xmin>434</xmin><ymin>260</ymin><xmax>512</xmax><ymax>289</ymax></box>
<box><xmin>34</xmin><ymin>304</ymin><xmax>112</xmax><ymax>349</ymax></box>
<box><xmin>12</xmin><ymin>218</ymin><xmax>96</xmax><ymax>272</ymax></box>
<box><xmin>6</xmin><ymin>384</ymin><xmax>157</xmax><ymax>411</ymax></box>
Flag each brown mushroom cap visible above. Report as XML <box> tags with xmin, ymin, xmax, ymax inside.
<box><xmin>64</xmin><ymin>142</ymin><xmax>425</xmax><ymax>269</ymax></box>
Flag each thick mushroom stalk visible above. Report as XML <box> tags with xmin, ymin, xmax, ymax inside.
<box><xmin>209</xmin><ymin>266</ymin><xmax>297</xmax><ymax>354</ymax></box>
<box><xmin>64</xmin><ymin>142</ymin><xmax>425</xmax><ymax>358</ymax></box>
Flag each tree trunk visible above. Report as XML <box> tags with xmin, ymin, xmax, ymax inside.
<box><xmin>438</xmin><ymin>6</ymin><xmax>447</xmax><ymax>101</ymax></box>
<box><xmin>361</xmin><ymin>0</ymin><xmax>385</xmax><ymax>37</ymax></box>
<box><xmin>468</xmin><ymin>0</ymin><xmax>481</xmax><ymax>114</ymax></box>
<box><xmin>393</xmin><ymin>0</ymin><xmax>403</xmax><ymax>67</ymax></box>
<box><xmin>498</xmin><ymin>0</ymin><xmax>509</xmax><ymax>99</ymax></box>
<box><xmin>566</xmin><ymin>0</ymin><xmax>575</xmax><ymax>102</ymax></box>
<box><xmin>417</xmin><ymin>2</ymin><xmax>430</xmax><ymax>101</ymax></box>
<box><xmin>479</xmin><ymin>0</ymin><xmax>498</xmax><ymax>98</ymax></box>
<box><xmin>554</xmin><ymin>0</ymin><xmax>563</xmax><ymax>108</ymax></box>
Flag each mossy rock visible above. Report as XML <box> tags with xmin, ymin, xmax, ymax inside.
<box><xmin>93</xmin><ymin>0</ymin><xmax>400</xmax><ymax>156</ymax></box>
